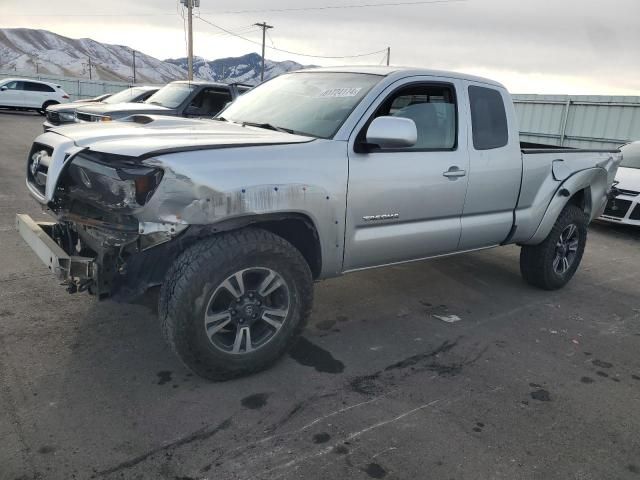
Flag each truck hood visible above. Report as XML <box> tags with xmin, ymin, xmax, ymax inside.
<box><xmin>77</xmin><ymin>102</ymin><xmax>172</xmax><ymax>116</ymax></box>
<box><xmin>50</xmin><ymin>116</ymin><xmax>314</xmax><ymax>157</ymax></box>
<box><xmin>615</xmin><ymin>166</ymin><xmax>640</xmax><ymax>192</ymax></box>
<box><xmin>48</xmin><ymin>101</ymin><xmax>100</xmax><ymax>113</ymax></box>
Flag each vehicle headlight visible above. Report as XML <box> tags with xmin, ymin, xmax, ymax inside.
<box><xmin>100</xmin><ymin>116</ymin><xmax>112</xmax><ymax>122</ymax></box>
<box><xmin>64</xmin><ymin>152</ymin><xmax>163</xmax><ymax>210</ymax></box>
<box><xmin>58</xmin><ymin>112</ymin><xmax>76</xmax><ymax>122</ymax></box>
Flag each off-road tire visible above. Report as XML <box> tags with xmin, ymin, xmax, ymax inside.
<box><xmin>520</xmin><ymin>204</ymin><xmax>587</xmax><ymax>290</ymax></box>
<box><xmin>159</xmin><ymin>228</ymin><xmax>313</xmax><ymax>381</ymax></box>
<box><xmin>39</xmin><ymin>100</ymin><xmax>58</xmax><ymax>115</ymax></box>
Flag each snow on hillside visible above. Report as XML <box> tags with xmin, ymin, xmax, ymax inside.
<box><xmin>164</xmin><ymin>53</ymin><xmax>312</xmax><ymax>85</ymax></box>
<box><xmin>0</xmin><ymin>28</ymin><xmax>311</xmax><ymax>85</ymax></box>
<box><xmin>0</xmin><ymin>28</ymin><xmax>186</xmax><ymax>83</ymax></box>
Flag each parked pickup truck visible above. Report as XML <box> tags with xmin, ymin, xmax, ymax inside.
<box><xmin>73</xmin><ymin>80</ymin><xmax>252</xmax><ymax>124</ymax></box>
<box><xmin>17</xmin><ymin>67</ymin><xmax>622</xmax><ymax>380</ymax></box>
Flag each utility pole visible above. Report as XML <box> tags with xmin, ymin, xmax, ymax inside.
<box><xmin>187</xmin><ymin>0</ymin><xmax>194</xmax><ymax>80</ymax></box>
<box><xmin>180</xmin><ymin>0</ymin><xmax>198</xmax><ymax>80</ymax></box>
<box><xmin>254</xmin><ymin>21</ymin><xmax>273</xmax><ymax>82</ymax></box>
<box><xmin>32</xmin><ymin>56</ymin><xmax>40</xmax><ymax>74</ymax></box>
<box><xmin>132</xmin><ymin>49</ymin><xmax>136</xmax><ymax>84</ymax></box>
<box><xmin>386</xmin><ymin>47</ymin><xmax>391</xmax><ymax>66</ymax></box>
<box><xmin>83</xmin><ymin>57</ymin><xmax>95</xmax><ymax>80</ymax></box>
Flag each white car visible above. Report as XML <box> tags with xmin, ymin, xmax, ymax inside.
<box><xmin>0</xmin><ymin>78</ymin><xmax>70</xmax><ymax>115</ymax></box>
<box><xmin>600</xmin><ymin>141</ymin><xmax>640</xmax><ymax>226</ymax></box>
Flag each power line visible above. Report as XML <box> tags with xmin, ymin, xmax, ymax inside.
<box><xmin>3</xmin><ymin>0</ymin><xmax>466</xmax><ymax>17</ymax></box>
<box><xmin>195</xmin><ymin>14</ymin><xmax>388</xmax><ymax>59</ymax></box>
<box><xmin>209</xmin><ymin>0</ymin><xmax>467</xmax><ymax>15</ymax></box>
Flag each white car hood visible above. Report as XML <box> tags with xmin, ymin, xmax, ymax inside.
<box><xmin>50</xmin><ymin>116</ymin><xmax>314</xmax><ymax>157</ymax></box>
<box><xmin>615</xmin><ymin>166</ymin><xmax>640</xmax><ymax>192</ymax></box>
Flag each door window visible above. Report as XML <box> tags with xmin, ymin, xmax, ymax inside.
<box><xmin>187</xmin><ymin>89</ymin><xmax>232</xmax><ymax>116</ymax></box>
<box><xmin>4</xmin><ymin>81</ymin><xmax>24</xmax><ymax>90</ymax></box>
<box><xmin>370</xmin><ymin>84</ymin><xmax>457</xmax><ymax>150</ymax></box>
<box><xmin>468</xmin><ymin>85</ymin><xmax>508</xmax><ymax>150</ymax></box>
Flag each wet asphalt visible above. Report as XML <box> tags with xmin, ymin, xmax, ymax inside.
<box><xmin>1</xmin><ymin>111</ymin><xmax>639</xmax><ymax>480</ymax></box>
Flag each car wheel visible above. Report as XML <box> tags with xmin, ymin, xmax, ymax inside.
<box><xmin>520</xmin><ymin>204</ymin><xmax>587</xmax><ymax>290</ymax></box>
<box><xmin>159</xmin><ymin>228</ymin><xmax>313</xmax><ymax>381</ymax></box>
<box><xmin>39</xmin><ymin>100</ymin><xmax>58</xmax><ymax>116</ymax></box>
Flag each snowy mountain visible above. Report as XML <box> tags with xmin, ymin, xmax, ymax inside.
<box><xmin>164</xmin><ymin>53</ymin><xmax>311</xmax><ymax>85</ymax></box>
<box><xmin>0</xmin><ymin>28</ymin><xmax>310</xmax><ymax>85</ymax></box>
<box><xmin>0</xmin><ymin>28</ymin><xmax>186</xmax><ymax>84</ymax></box>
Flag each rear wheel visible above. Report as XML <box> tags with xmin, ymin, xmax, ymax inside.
<box><xmin>39</xmin><ymin>100</ymin><xmax>58</xmax><ymax>115</ymax></box>
<box><xmin>159</xmin><ymin>228</ymin><xmax>313</xmax><ymax>381</ymax></box>
<box><xmin>520</xmin><ymin>205</ymin><xmax>587</xmax><ymax>290</ymax></box>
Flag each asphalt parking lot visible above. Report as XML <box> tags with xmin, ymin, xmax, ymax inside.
<box><xmin>1</xmin><ymin>111</ymin><xmax>639</xmax><ymax>480</ymax></box>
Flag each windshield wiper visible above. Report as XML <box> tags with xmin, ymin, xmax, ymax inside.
<box><xmin>212</xmin><ymin>116</ymin><xmax>228</xmax><ymax>122</ymax></box>
<box><xmin>241</xmin><ymin>121</ymin><xmax>294</xmax><ymax>134</ymax></box>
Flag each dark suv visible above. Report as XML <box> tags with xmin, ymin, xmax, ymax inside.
<box><xmin>73</xmin><ymin>81</ymin><xmax>251</xmax><ymax>124</ymax></box>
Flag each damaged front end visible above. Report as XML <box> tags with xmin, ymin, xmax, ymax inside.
<box><xmin>20</xmin><ymin>144</ymin><xmax>187</xmax><ymax>300</ymax></box>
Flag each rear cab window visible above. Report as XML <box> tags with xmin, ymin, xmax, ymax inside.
<box><xmin>468</xmin><ymin>85</ymin><xmax>508</xmax><ymax>150</ymax></box>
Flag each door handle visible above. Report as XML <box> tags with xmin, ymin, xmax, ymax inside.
<box><xmin>443</xmin><ymin>166</ymin><xmax>466</xmax><ymax>178</ymax></box>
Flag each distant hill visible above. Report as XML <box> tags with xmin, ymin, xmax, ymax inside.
<box><xmin>0</xmin><ymin>28</ymin><xmax>310</xmax><ymax>85</ymax></box>
<box><xmin>0</xmin><ymin>28</ymin><xmax>185</xmax><ymax>83</ymax></box>
<box><xmin>164</xmin><ymin>53</ymin><xmax>312</xmax><ymax>85</ymax></box>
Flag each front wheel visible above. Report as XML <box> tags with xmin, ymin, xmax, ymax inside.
<box><xmin>39</xmin><ymin>100</ymin><xmax>58</xmax><ymax>115</ymax></box>
<box><xmin>159</xmin><ymin>228</ymin><xmax>313</xmax><ymax>381</ymax></box>
<box><xmin>520</xmin><ymin>205</ymin><xmax>587</xmax><ymax>290</ymax></box>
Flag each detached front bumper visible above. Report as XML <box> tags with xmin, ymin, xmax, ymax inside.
<box><xmin>15</xmin><ymin>214</ymin><xmax>97</xmax><ymax>290</ymax></box>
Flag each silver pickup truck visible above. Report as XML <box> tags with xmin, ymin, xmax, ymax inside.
<box><xmin>17</xmin><ymin>67</ymin><xmax>622</xmax><ymax>380</ymax></box>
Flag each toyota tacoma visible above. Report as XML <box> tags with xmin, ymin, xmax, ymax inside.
<box><xmin>17</xmin><ymin>67</ymin><xmax>622</xmax><ymax>380</ymax></box>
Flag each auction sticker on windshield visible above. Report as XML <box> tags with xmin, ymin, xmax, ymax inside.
<box><xmin>317</xmin><ymin>87</ymin><xmax>363</xmax><ymax>98</ymax></box>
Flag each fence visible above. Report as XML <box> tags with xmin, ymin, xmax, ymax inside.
<box><xmin>0</xmin><ymin>70</ymin><xmax>149</xmax><ymax>102</ymax></box>
<box><xmin>513</xmin><ymin>94</ymin><xmax>640</xmax><ymax>149</ymax></box>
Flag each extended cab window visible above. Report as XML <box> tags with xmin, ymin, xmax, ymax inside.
<box><xmin>468</xmin><ymin>85</ymin><xmax>508</xmax><ymax>150</ymax></box>
<box><xmin>372</xmin><ymin>84</ymin><xmax>457</xmax><ymax>150</ymax></box>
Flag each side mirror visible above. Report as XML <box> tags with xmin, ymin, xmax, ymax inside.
<box><xmin>365</xmin><ymin>116</ymin><xmax>417</xmax><ymax>149</ymax></box>
<box><xmin>0</xmin><ymin>86</ymin><xmax>7</xmax><ymax>91</ymax></box>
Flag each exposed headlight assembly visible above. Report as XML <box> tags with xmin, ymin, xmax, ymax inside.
<box><xmin>58</xmin><ymin>112</ymin><xmax>76</xmax><ymax>122</ymax></box>
<box><xmin>64</xmin><ymin>152</ymin><xmax>163</xmax><ymax>210</ymax></box>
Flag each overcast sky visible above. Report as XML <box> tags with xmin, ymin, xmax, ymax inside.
<box><xmin>2</xmin><ymin>0</ymin><xmax>639</xmax><ymax>94</ymax></box>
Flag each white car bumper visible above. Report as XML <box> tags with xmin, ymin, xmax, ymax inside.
<box><xmin>599</xmin><ymin>190</ymin><xmax>640</xmax><ymax>226</ymax></box>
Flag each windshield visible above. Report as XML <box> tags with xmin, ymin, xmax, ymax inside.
<box><xmin>220</xmin><ymin>72</ymin><xmax>382</xmax><ymax>138</ymax></box>
<box><xmin>620</xmin><ymin>142</ymin><xmax>640</xmax><ymax>169</ymax></box>
<box><xmin>145</xmin><ymin>83</ymin><xmax>196</xmax><ymax>108</ymax></box>
<box><xmin>104</xmin><ymin>87</ymin><xmax>148</xmax><ymax>104</ymax></box>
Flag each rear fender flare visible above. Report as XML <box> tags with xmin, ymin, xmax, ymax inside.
<box><xmin>523</xmin><ymin>167</ymin><xmax>608</xmax><ymax>245</ymax></box>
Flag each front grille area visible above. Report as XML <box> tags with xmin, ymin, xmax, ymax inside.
<box><xmin>76</xmin><ymin>112</ymin><xmax>98</xmax><ymax>122</ymax></box>
<box><xmin>603</xmin><ymin>198</ymin><xmax>632</xmax><ymax>218</ymax></box>
<box><xmin>46</xmin><ymin>111</ymin><xmax>60</xmax><ymax>125</ymax></box>
<box><xmin>27</xmin><ymin>143</ymin><xmax>52</xmax><ymax>198</ymax></box>
<box><xmin>630</xmin><ymin>205</ymin><xmax>640</xmax><ymax>221</ymax></box>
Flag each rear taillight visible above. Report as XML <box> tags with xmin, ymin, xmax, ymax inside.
<box><xmin>62</xmin><ymin>95</ymin><xmax>70</xmax><ymax>99</ymax></box>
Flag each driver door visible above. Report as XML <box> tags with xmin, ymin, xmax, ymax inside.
<box><xmin>343</xmin><ymin>78</ymin><xmax>470</xmax><ymax>271</ymax></box>
<box><xmin>0</xmin><ymin>81</ymin><xmax>25</xmax><ymax>107</ymax></box>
